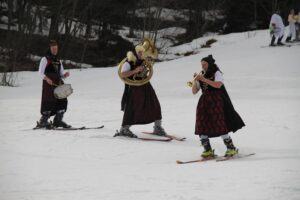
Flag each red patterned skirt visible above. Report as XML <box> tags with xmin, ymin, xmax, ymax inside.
<box><xmin>195</xmin><ymin>90</ymin><xmax>228</xmax><ymax>137</ymax></box>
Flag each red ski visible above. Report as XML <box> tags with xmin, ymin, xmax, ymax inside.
<box><xmin>216</xmin><ymin>153</ymin><xmax>255</xmax><ymax>162</ymax></box>
<box><xmin>176</xmin><ymin>155</ymin><xmax>218</xmax><ymax>164</ymax></box>
<box><xmin>176</xmin><ymin>153</ymin><xmax>255</xmax><ymax>164</ymax></box>
<box><xmin>136</xmin><ymin>137</ymin><xmax>172</xmax><ymax>142</ymax></box>
<box><xmin>114</xmin><ymin>131</ymin><xmax>172</xmax><ymax>142</ymax></box>
<box><xmin>142</xmin><ymin>132</ymin><xmax>186</xmax><ymax>141</ymax></box>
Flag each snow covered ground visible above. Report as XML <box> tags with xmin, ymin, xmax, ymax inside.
<box><xmin>1</xmin><ymin>30</ymin><xmax>300</xmax><ymax>200</ymax></box>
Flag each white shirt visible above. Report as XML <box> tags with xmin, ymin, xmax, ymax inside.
<box><xmin>270</xmin><ymin>14</ymin><xmax>285</xmax><ymax>30</ymax></box>
<box><xmin>38</xmin><ymin>57</ymin><xmax>64</xmax><ymax>79</ymax></box>
<box><xmin>121</xmin><ymin>62</ymin><xmax>131</xmax><ymax>73</ymax></box>
<box><xmin>214</xmin><ymin>71</ymin><xmax>224</xmax><ymax>83</ymax></box>
<box><xmin>195</xmin><ymin>71</ymin><xmax>224</xmax><ymax>89</ymax></box>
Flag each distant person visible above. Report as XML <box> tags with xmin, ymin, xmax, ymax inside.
<box><xmin>269</xmin><ymin>10</ymin><xmax>285</xmax><ymax>46</ymax></box>
<box><xmin>35</xmin><ymin>40</ymin><xmax>71</xmax><ymax>129</ymax></box>
<box><xmin>286</xmin><ymin>9</ymin><xmax>297</xmax><ymax>42</ymax></box>
<box><xmin>296</xmin><ymin>11</ymin><xmax>300</xmax><ymax>41</ymax></box>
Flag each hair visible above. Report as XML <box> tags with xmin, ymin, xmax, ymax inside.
<box><xmin>201</xmin><ymin>54</ymin><xmax>222</xmax><ymax>78</ymax></box>
<box><xmin>205</xmin><ymin>63</ymin><xmax>221</xmax><ymax>79</ymax></box>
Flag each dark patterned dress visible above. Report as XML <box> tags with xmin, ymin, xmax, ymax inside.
<box><xmin>121</xmin><ymin>59</ymin><xmax>162</xmax><ymax>126</ymax></box>
<box><xmin>195</xmin><ymin>72</ymin><xmax>245</xmax><ymax>138</ymax></box>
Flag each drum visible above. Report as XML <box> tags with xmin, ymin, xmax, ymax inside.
<box><xmin>53</xmin><ymin>84</ymin><xmax>73</xmax><ymax>99</ymax></box>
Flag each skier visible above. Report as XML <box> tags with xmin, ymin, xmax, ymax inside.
<box><xmin>286</xmin><ymin>9</ymin><xmax>297</xmax><ymax>42</ymax></box>
<box><xmin>296</xmin><ymin>12</ymin><xmax>300</xmax><ymax>41</ymax></box>
<box><xmin>36</xmin><ymin>40</ymin><xmax>71</xmax><ymax>129</ymax></box>
<box><xmin>269</xmin><ymin>10</ymin><xmax>285</xmax><ymax>46</ymax></box>
<box><xmin>191</xmin><ymin>55</ymin><xmax>245</xmax><ymax>158</ymax></box>
<box><xmin>115</xmin><ymin>45</ymin><xmax>166</xmax><ymax>138</ymax></box>
<box><xmin>295</xmin><ymin>11</ymin><xmax>300</xmax><ymax>41</ymax></box>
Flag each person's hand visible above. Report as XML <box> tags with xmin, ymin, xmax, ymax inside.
<box><xmin>64</xmin><ymin>72</ymin><xmax>70</xmax><ymax>78</ymax></box>
<box><xmin>45</xmin><ymin>78</ymin><xmax>53</xmax><ymax>85</ymax></box>
<box><xmin>195</xmin><ymin>74</ymin><xmax>206</xmax><ymax>82</ymax></box>
<box><xmin>134</xmin><ymin>66</ymin><xmax>144</xmax><ymax>74</ymax></box>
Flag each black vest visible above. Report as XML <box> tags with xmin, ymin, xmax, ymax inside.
<box><xmin>44</xmin><ymin>54</ymin><xmax>62</xmax><ymax>79</ymax></box>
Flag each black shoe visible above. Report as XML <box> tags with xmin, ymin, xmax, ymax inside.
<box><xmin>286</xmin><ymin>36</ymin><xmax>292</xmax><ymax>42</ymax></box>
<box><xmin>53</xmin><ymin>120</ymin><xmax>71</xmax><ymax>128</ymax></box>
<box><xmin>153</xmin><ymin>125</ymin><xmax>167</xmax><ymax>136</ymax></box>
<box><xmin>36</xmin><ymin>111</ymin><xmax>52</xmax><ymax>128</ymax></box>
<box><xmin>114</xmin><ymin>128</ymin><xmax>137</xmax><ymax>138</ymax></box>
<box><xmin>53</xmin><ymin>110</ymin><xmax>71</xmax><ymax>128</ymax></box>
<box><xmin>277</xmin><ymin>42</ymin><xmax>284</xmax><ymax>46</ymax></box>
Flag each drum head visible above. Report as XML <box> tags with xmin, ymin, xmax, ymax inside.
<box><xmin>54</xmin><ymin>84</ymin><xmax>73</xmax><ymax>99</ymax></box>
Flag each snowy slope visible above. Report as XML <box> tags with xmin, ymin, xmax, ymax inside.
<box><xmin>0</xmin><ymin>30</ymin><xmax>300</xmax><ymax>200</ymax></box>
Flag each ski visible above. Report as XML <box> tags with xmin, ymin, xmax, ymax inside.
<box><xmin>115</xmin><ymin>136</ymin><xmax>172</xmax><ymax>142</ymax></box>
<box><xmin>142</xmin><ymin>132</ymin><xmax>186</xmax><ymax>141</ymax></box>
<box><xmin>52</xmin><ymin>125</ymin><xmax>104</xmax><ymax>131</ymax></box>
<box><xmin>114</xmin><ymin>131</ymin><xmax>172</xmax><ymax>142</ymax></box>
<box><xmin>136</xmin><ymin>137</ymin><xmax>172</xmax><ymax>142</ymax></box>
<box><xmin>261</xmin><ymin>44</ymin><xmax>291</xmax><ymax>48</ymax></box>
<box><xmin>215</xmin><ymin>153</ymin><xmax>255</xmax><ymax>162</ymax></box>
<box><xmin>33</xmin><ymin>125</ymin><xmax>104</xmax><ymax>131</ymax></box>
<box><xmin>176</xmin><ymin>155</ymin><xmax>218</xmax><ymax>164</ymax></box>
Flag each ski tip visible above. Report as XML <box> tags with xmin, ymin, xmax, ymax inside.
<box><xmin>176</xmin><ymin>160</ymin><xmax>184</xmax><ymax>164</ymax></box>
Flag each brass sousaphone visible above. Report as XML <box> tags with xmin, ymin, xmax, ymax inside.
<box><xmin>118</xmin><ymin>38</ymin><xmax>158</xmax><ymax>86</ymax></box>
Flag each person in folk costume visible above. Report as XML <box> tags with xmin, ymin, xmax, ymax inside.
<box><xmin>286</xmin><ymin>9</ymin><xmax>297</xmax><ymax>42</ymax></box>
<box><xmin>36</xmin><ymin>40</ymin><xmax>71</xmax><ymax>128</ymax></box>
<box><xmin>192</xmin><ymin>55</ymin><xmax>245</xmax><ymax>158</ymax></box>
<box><xmin>269</xmin><ymin>10</ymin><xmax>285</xmax><ymax>46</ymax></box>
<box><xmin>296</xmin><ymin>12</ymin><xmax>300</xmax><ymax>40</ymax></box>
<box><xmin>115</xmin><ymin>45</ymin><xmax>166</xmax><ymax>138</ymax></box>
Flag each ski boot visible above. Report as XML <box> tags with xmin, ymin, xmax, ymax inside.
<box><xmin>223</xmin><ymin>137</ymin><xmax>238</xmax><ymax>157</ymax></box>
<box><xmin>35</xmin><ymin>111</ymin><xmax>52</xmax><ymax>129</ymax></box>
<box><xmin>114</xmin><ymin>126</ymin><xmax>137</xmax><ymax>138</ymax></box>
<box><xmin>277</xmin><ymin>36</ymin><xmax>284</xmax><ymax>46</ymax></box>
<box><xmin>201</xmin><ymin>149</ymin><xmax>215</xmax><ymax>158</ymax></box>
<box><xmin>153</xmin><ymin>120</ymin><xmax>167</xmax><ymax>136</ymax></box>
<box><xmin>52</xmin><ymin>110</ymin><xmax>71</xmax><ymax>128</ymax></box>
<box><xmin>200</xmin><ymin>137</ymin><xmax>215</xmax><ymax>158</ymax></box>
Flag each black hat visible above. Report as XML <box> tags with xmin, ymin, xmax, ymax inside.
<box><xmin>201</xmin><ymin>54</ymin><xmax>215</xmax><ymax>65</ymax></box>
<box><xmin>49</xmin><ymin>40</ymin><xmax>58</xmax><ymax>47</ymax></box>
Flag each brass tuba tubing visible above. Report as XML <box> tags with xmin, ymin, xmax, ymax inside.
<box><xmin>118</xmin><ymin>38</ymin><xmax>158</xmax><ymax>86</ymax></box>
<box><xmin>187</xmin><ymin>71</ymin><xmax>205</xmax><ymax>87</ymax></box>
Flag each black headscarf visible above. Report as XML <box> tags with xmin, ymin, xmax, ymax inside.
<box><xmin>201</xmin><ymin>54</ymin><xmax>221</xmax><ymax>78</ymax></box>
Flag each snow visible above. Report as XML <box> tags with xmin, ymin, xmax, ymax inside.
<box><xmin>1</xmin><ymin>30</ymin><xmax>300</xmax><ymax>200</ymax></box>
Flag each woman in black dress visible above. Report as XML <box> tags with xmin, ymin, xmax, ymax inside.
<box><xmin>192</xmin><ymin>55</ymin><xmax>245</xmax><ymax>157</ymax></box>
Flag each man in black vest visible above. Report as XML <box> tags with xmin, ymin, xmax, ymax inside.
<box><xmin>115</xmin><ymin>45</ymin><xmax>166</xmax><ymax>138</ymax></box>
<box><xmin>36</xmin><ymin>40</ymin><xmax>71</xmax><ymax>128</ymax></box>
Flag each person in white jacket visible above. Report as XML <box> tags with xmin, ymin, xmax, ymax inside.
<box><xmin>296</xmin><ymin>12</ymin><xmax>300</xmax><ymax>41</ymax></box>
<box><xmin>286</xmin><ymin>9</ymin><xmax>297</xmax><ymax>42</ymax></box>
<box><xmin>269</xmin><ymin>11</ymin><xmax>285</xmax><ymax>46</ymax></box>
